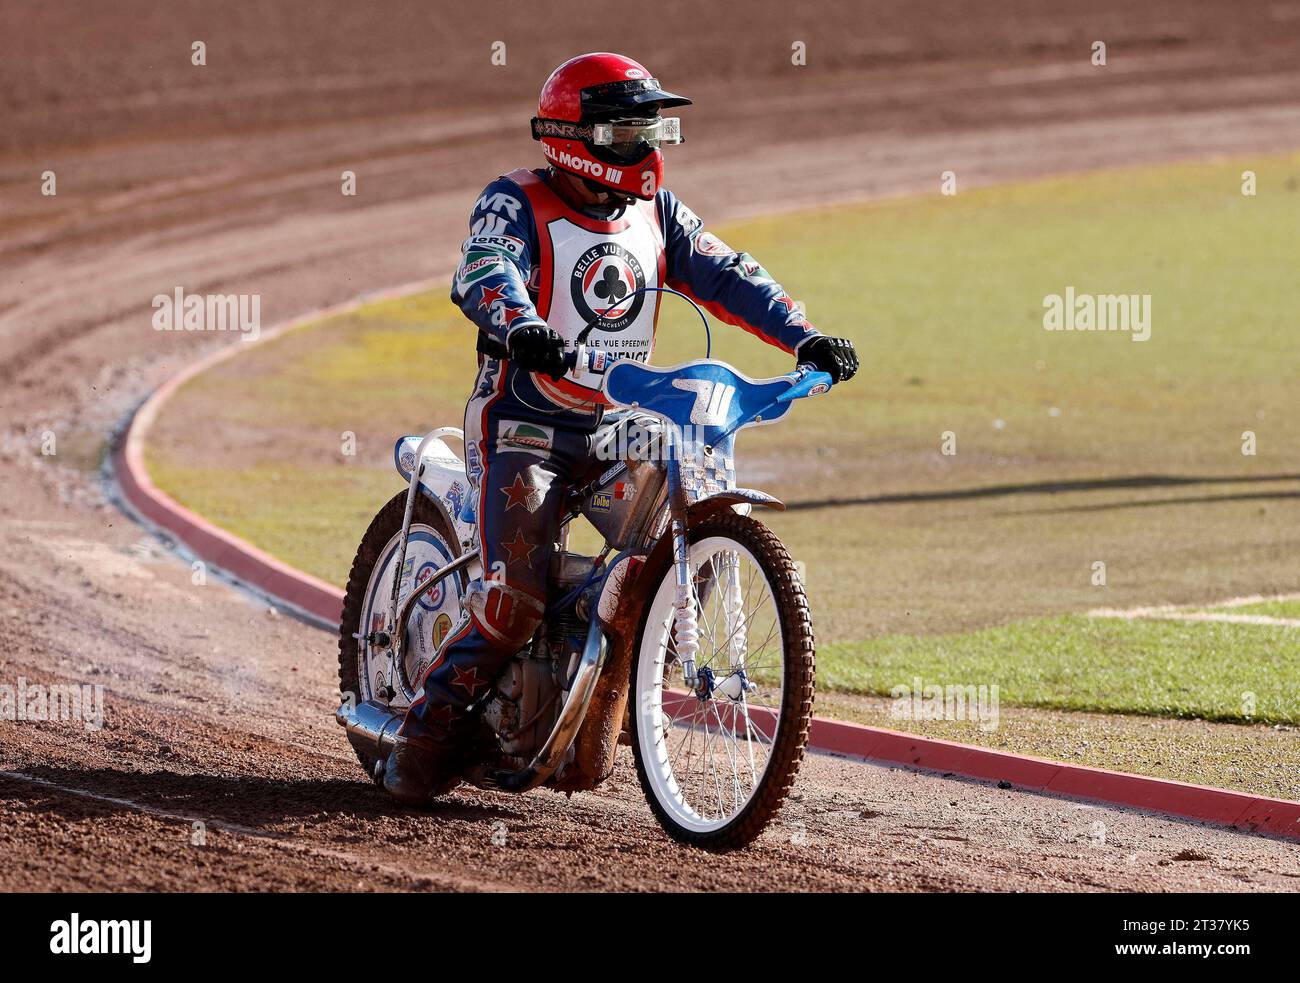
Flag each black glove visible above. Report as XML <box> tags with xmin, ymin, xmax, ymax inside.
<box><xmin>507</xmin><ymin>324</ymin><xmax>567</xmax><ymax>379</ymax></box>
<box><xmin>798</xmin><ymin>335</ymin><xmax>859</xmax><ymax>383</ymax></box>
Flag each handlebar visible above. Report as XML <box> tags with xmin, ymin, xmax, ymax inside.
<box><xmin>553</xmin><ymin>288</ymin><xmax>833</xmax><ymax>400</ymax></box>
<box><xmin>561</xmin><ymin>341</ymin><xmax>596</xmax><ymax>373</ymax></box>
<box><xmin>563</xmin><ymin>349</ymin><xmax>833</xmax><ymax>393</ymax></box>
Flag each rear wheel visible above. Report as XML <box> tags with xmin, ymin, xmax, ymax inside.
<box><xmin>338</xmin><ymin>492</ymin><xmax>466</xmax><ymax>778</ymax></box>
<box><xmin>629</xmin><ymin>512</ymin><xmax>815</xmax><ymax>850</ymax></box>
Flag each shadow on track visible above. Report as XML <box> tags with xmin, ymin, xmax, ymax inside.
<box><xmin>785</xmin><ymin>472</ymin><xmax>1300</xmax><ymax>512</ymax></box>
<box><xmin>3</xmin><ymin>765</ymin><xmax>518</xmax><ymax>827</ymax></box>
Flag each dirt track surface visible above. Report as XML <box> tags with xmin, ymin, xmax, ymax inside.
<box><xmin>3</xmin><ymin>0</ymin><xmax>1300</xmax><ymax>891</ymax></box>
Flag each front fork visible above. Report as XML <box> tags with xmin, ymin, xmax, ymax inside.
<box><xmin>669</xmin><ymin>506</ymin><xmax>756</xmax><ymax>702</ymax></box>
<box><xmin>670</xmin><ymin>516</ymin><xmax>700</xmax><ymax>689</ymax></box>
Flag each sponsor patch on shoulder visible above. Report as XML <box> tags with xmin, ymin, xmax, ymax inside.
<box><xmin>692</xmin><ymin>231</ymin><xmax>733</xmax><ymax>257</ymax></box>
<box><xmin>463</xmin><ymin>234</ymin><xmax>526</xmax><ymax>258</ymax></box>
<box><xmin>675</xmin><ymin>201</ymin><xmax>702</xmax><ymax>235</ymax></box>
<box><xmin>497</xmin><ymin>420</ymin><xmax>555</xmax><ymax>456</ymax></box>
<box><xmin>456</xmin><ymin>252</ymin><xmax>505</xmax><ymax>288</ymax></box>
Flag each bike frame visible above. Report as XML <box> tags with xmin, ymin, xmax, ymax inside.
<box><xmin>339</xmin><ymin>290</ymin><xmax>834</xmax><ymax>792</ymax></box>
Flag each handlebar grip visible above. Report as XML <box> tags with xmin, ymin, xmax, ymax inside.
<box><xmin>563</xmin><ymin>341</ymin><xmax>590</xmax><ymax>373</ymax></box>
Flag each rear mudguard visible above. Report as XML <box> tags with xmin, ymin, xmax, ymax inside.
<box><xmin>393</xmin><ymin>433</ymin><xmax>475</xmax><ymax>547</ymax></box>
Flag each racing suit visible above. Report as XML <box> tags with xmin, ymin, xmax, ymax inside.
<box><xmin>398</xmin><ymin>166</ymin><xmax>819</xmax><ymax>751</ymax></box>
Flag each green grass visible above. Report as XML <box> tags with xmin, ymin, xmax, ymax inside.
<box><xmin>1200</xmin><ymin>598</ymin><xmax>1300</xmax><ymax>619</ymax></box>
<box><xmin>145</xmin><ymin>154</ymin><xmax>1300</xmax><ymax>725</ymax></box>
<box><xmin>820</xmin><ymin>615</ymin><xmax>1300</xmax><ymax>724</ymax></box>
<box><xmin>143</xmin><ymin>460</ymin><xmax>399</xmax><ymax>585</ymax></box>
<box><xmin>659</xmin><ymin>155</ymin><xmax>1300</xmax><ymax>482</ymax></box>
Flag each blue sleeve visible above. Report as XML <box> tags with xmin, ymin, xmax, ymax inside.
<box><xmin>450</xmin><ymin>177</ymin><xmax>546</xmax><ymax>346</ymax></box>
<box><xmin>657</xmin><ymin>190</ymin><xmax>819</xmax><ymax>355</ymax></box>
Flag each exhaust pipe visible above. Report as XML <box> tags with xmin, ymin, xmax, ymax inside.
<box><xmin>485</xmin><ymin>620</ymin><xmax>609</xmax><ymax>793</ymax></box>
<box><xmin>335</xmin><ymin>699</ymin><xmax>405</xmax><ymax>763</ymax></box>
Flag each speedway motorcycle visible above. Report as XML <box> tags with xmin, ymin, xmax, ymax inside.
<box><xmin>336</xmin><ymin>291</ymin><xmax>832</xmax><ymax>849</ymax></box>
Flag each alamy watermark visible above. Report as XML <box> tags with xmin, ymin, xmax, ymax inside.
<box><xmin>1042</xmin><ymin>286</ymin><xmax>1150</xmax><ymax>341</ymax></box>
<box><xmin>151</xmin><ymin>287</ymin><xmax>261</xmax><ymax>341</ymax></box>
<box><xmin>50</xmin><ymin>913</ymin><xmax>150</xmax><ymax>963</ymax></box>
<box><xmin>0</xmin><ymin>678</ymin><xmax>104</xmax><ymax>731</ymax></box>
<box><xmin>890</xmin><ymin>677</ymin><xmax>999</xmax><ymax>732</ymax></box>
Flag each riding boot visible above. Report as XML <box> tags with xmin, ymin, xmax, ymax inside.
<box><xmin>381</xmin><ymin>738</ymin><xmax>464</xmax><ymax>805</ymax></box>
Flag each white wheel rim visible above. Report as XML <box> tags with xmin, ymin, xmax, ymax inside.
<box><xmin>358</xmin><ymin>524</ymin><xmax>461</xmax><ymax>707</ymax></box>
<box><xmin>635</xmin><ymin>535</ymin><xmax>785</xmax><ymax>834</ymax></box>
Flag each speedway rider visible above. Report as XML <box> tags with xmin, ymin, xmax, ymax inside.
<box><xmin>384</xmin><ymin>52</ymin><xmax>859</xmax><ymax>802</ymax></box>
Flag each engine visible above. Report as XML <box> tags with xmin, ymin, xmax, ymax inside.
<box><xmin>480</xmin><ymin>643</ymin><xmax>564</xmax><ymax>765</ymax></box>
<box><xmin>480</xmin><ymin>552</ymin><xmax>602</xmax><ymax>767</ymax></box>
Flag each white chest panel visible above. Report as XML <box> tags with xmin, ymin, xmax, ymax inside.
<box><xmin>543</xmin><ymin>209</ymin><xmax>663</xmax><ymax>391</ymax></box>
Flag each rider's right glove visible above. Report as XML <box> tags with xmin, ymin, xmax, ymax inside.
<box><xmin>508</xmin><ymin>324</ymin><xmax>568</xmax><ymax>380</ymax></box>
<box><xmin>798</xmin><ymin>335</ymin><xmax>859</xmax><ymax>383</ymax></box>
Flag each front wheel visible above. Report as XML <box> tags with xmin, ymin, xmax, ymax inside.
<box><xmin>629</xmin><ymin>512</ymin><xmax>815</xmax><ymax>850</ymax></box>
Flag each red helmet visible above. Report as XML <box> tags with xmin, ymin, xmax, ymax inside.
<box><xmin>531</xmin><ymin>53</ymin><xmax>691</xmax><ymax>201</ymax></box>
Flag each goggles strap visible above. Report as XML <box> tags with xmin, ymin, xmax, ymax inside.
<box><xmin>530</xmin><ymin>117</ymin><xmax>596</xmax><ymax>142</ymax></box>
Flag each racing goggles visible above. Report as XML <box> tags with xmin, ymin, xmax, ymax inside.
<box><xmin>590</xmin><ymin>117</ymin><xmax>683</xmax><ymax>158</ymax></box>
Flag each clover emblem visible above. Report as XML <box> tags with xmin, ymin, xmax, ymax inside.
<box><xmin>593</xmin><ymin>263</ymin><xmax>628</xmax><ymax>303</ymax></box>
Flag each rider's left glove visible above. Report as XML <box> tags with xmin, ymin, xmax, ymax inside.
<box><xmin>797</xmin><ymin>335</ymin><xmax>859</xmax><ymax>383</ymax></box>
<box><xmin>508</xmin><ymin>323</ymin><xmax>568</xmax><ymax>380</ymax></box>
